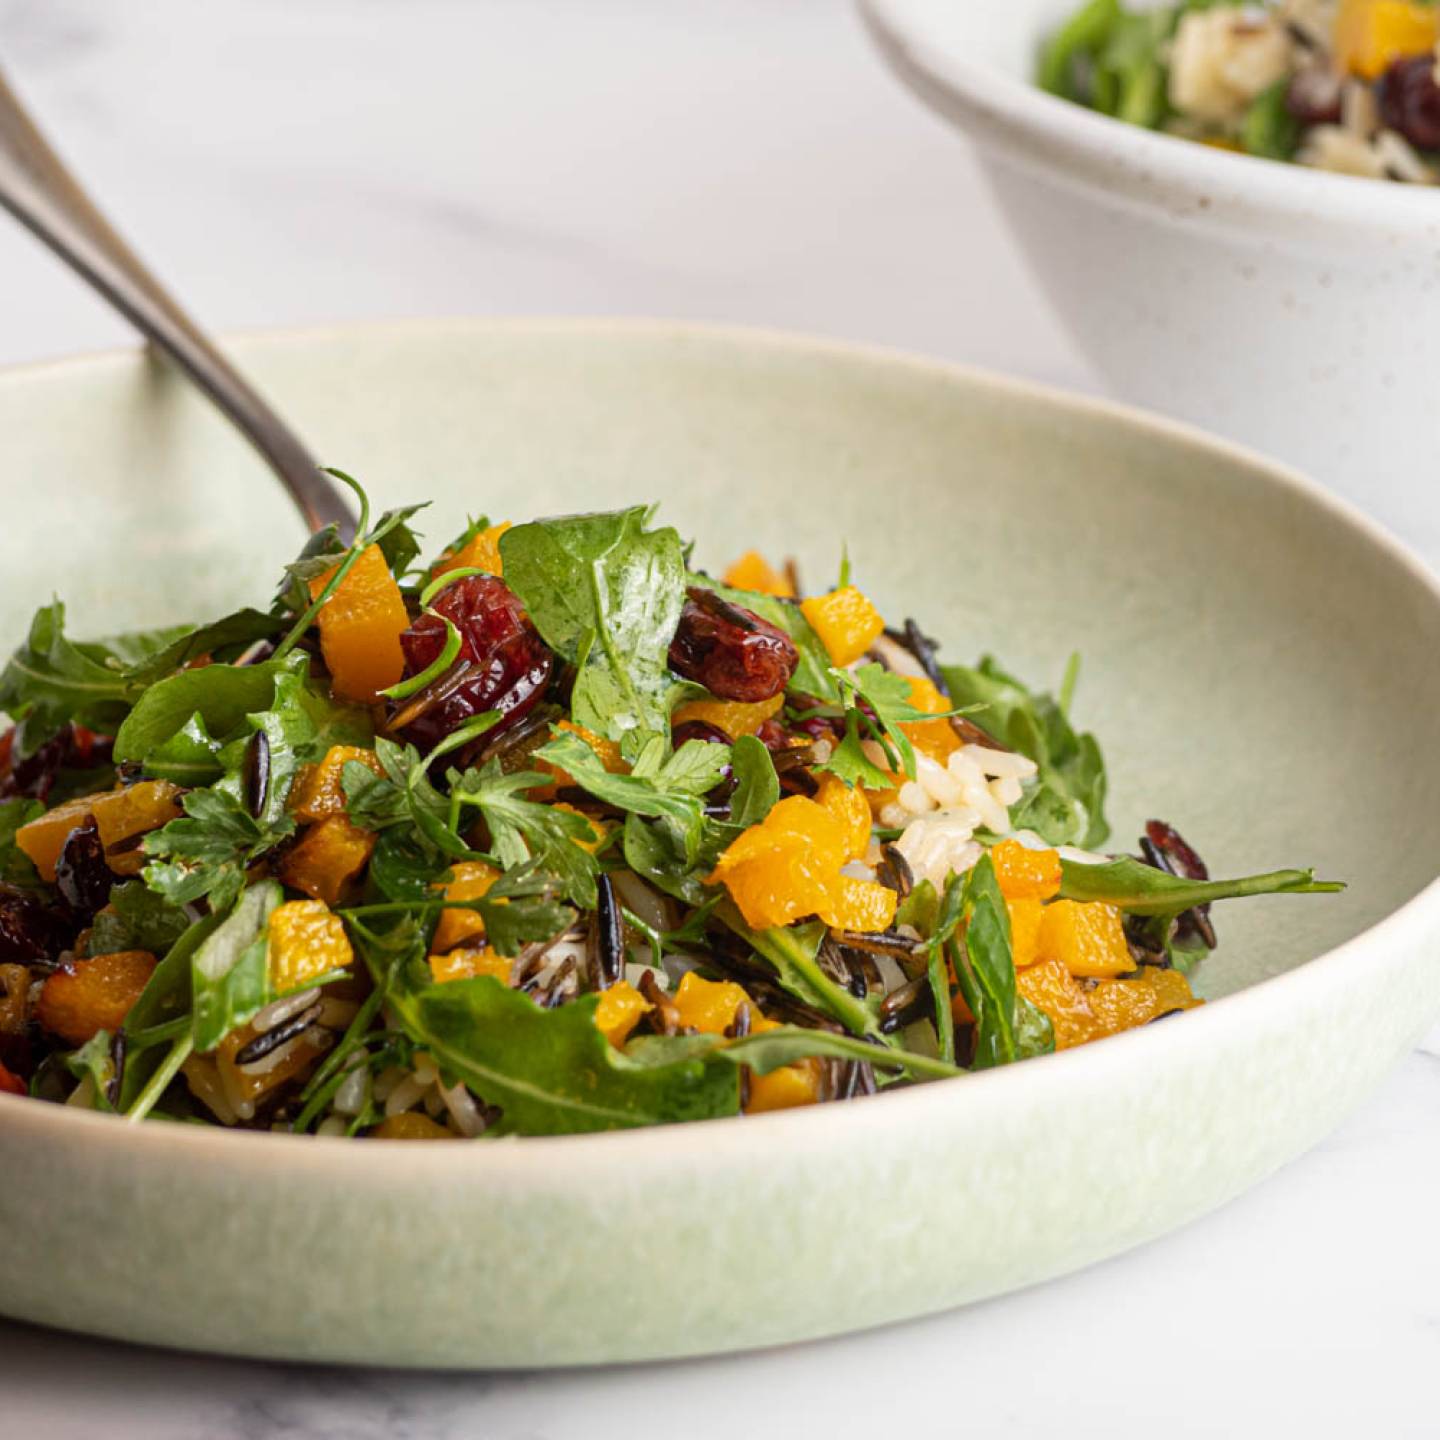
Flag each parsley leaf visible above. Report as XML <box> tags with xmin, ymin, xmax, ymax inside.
<box><xmin>141</xmin><ymin>788</ymin><xmax>295</xmax><ymax>912</ymax></box>
<box><xmin>89</xmin><ymin>881</ymin><xmax>192</xmax><ymax>956</ymax></box>
<box><xmin>535</xmin><ymin>730</ymin><xmax>729</xmax><ymax>866</ymax></box>
<box><xmin>450</xmin><ymin>761</ymin><xmax>600</xmax><ymax>908</ymax></box>
<box><xmin>0</xmin><ymin>798</ymin><xmax>43</xmax><ymax>888</ymax></box>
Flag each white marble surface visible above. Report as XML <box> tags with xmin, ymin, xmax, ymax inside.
<box><xmin>2</xmin><ymin>2</ymin><xmax>1437</xmax><ymax>1436</ymax></box>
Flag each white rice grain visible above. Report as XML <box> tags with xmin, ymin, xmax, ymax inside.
<box><xmin>252</xmin><ymin>987</ymin><xmax>320</xmax><ymax>1035</ymax></box>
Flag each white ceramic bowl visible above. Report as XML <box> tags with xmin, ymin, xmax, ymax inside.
<box><xmin>2</xmin><ymin>320</ymin><xmax>1440</xmax><ymax>1367</ymax></box>
<box><xmin>861</xmin><ymin>0</ymin><xmax>1440</xmax><ymax>554</ymax></box>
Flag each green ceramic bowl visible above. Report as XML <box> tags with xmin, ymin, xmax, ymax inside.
<box><xmin>2</xmin><ymin>320</ymin><xmax>1437</xmax><ymax>1367</ymax></box>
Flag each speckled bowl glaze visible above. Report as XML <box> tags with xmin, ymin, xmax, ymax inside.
<box><xmin>861</xmin><ymin>0</ymin><xmax>1440</xmax><ymax>555</ymax></box>
<box><xmin>2</xmin><ymin>320</ymin><xmax>1438</xmax><ymax>1368</ymax></box>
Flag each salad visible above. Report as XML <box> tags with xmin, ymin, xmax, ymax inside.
<box><xmin>1040</xmin><ymin>0</ymin><xmax>1440</xmax><ymax>183</ymax></box>
<box><xmin>0</xmin><ymin>478</ymin><xmax>1341</xmax><ymax>1137</ymax></box>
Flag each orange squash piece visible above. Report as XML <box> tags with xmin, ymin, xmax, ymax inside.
<box><xmin>673</xmin><ymin>973</ymin><xmax>753</xmax><ymax>1035</ymax></box>
<box><xmin>276</xmin><ymin>817</ymin><xmax>376</xmax><ymax>907</ymax></box>
<box><xmin>991</xmin><ymin>839</ymin><xmax>1062</xmax><ymax>902</ymax></box>
<box><xmin>429</xmin><ymin>947</ymin><xmax>513</xmax><ymax>986</ymax></box>
<box><xmin>431</xmin><ymin>521</ymin><xmax>511</xmax><ymax>580</ymax></box>
<box><xmin>1018</xmin><ymin>958</ymin><xmax>1199</xmax><ymax>1050</ymax></box>
<box><xmin>800</xmin><ymin>586</ymin><xmax>885</xmax><ymax>667</ymax></box>
<box><xmin>267</xmin><ymin>899</ymin><xmax>354</xmax><ymax>992</ymax></box>
<box><xmin>748</xmin><ymin>1060</ymin><xmax>822</xmax><ymax>1112</ymax></box>
<box><xmin>374</xmin><ymin>1112</ymin><xmax>453</xmax><ymax>1139</ymax></box>
<box><xmin>431</xmin><ymin>860</ymin><xmax>501</xmax><ymax>954</ymax></box>
<box><xmin>289</xmin><ymin>746</ymin><xmax>386</xmax><ymax>822</ymax></box>
<box><xmin>1036</xmin><ymin>899</ymin><xmax>1134</xmax><ymax>979</ymax></box>
<box><xmin>594</xmin><ymin>980</ymin><xmax>650</xmax><ymax>1048</ymax></box>
<box><xmin>722</xmin><ymin>551</ymin><xmax>794</xmax><ymax>598</ymax></box>
<box><xmin>708</xmin><ymin>789</ymin><xmax>893</xmax><ymax>933</ymax></box>
<box><xmin>0</xmin><ymin>1059</ymin><xmax>25</xmax><ymax>1096</ymax></box>
<box><xmin>309</xmin><ymin>543</ymin><xmax>409</xmax><ymax>703</ymax></box>
<box><xmin>671</xmin><ymin>693</ymin><xmax>783</xmax><ymax>740</ymax></box>
<box><xmin>35</xmin><ymin>950</ymin><xmax>157</xmax><ymax>1046</ymax></box>
<box><xmin>898</xmin><ymin>676</ymin><xmax>962</xmax><ymax>764</ymax></box>
<box><xmin>1334</xmin><ymin>0</ymin><xmax>1438</xmax><ymax>78</ymax></box>
<box><xmin>1006</xmin><ymin>897</ymin><xmax>1045</xmax><ymax>970</ymax></box>
<box><xmin>16</xmin><ymin>780</ymin><xmax>183</xmax><ymax>882</ymax></box>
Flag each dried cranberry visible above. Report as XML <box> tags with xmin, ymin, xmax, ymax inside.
<box><xmin>396</xmin><ymin>574</ymin><xmax>554</xmax><ymax>754</ymax></box>
<box><xmin>668</xmin><ymin>588</ymin><xmax>798</xmax><ymax>703</ymax></box>
<box><xmin>1285</xmin><ymin>66</ymin><xmax>1342</xmax><ymax>127</ymax></box>
<box><xmin>0</xmin><ymin>724</ymin><xmax>115</xmax><ymax>804</ymax></box>
<box><xmin>1378</xmin><ymin>55</ymin><xmax>1440</xmax><ymax>152</ymax></box>
<box><xmin>1138</xmin><ymin>818</ymin><xmax>1217</xmax><ymax>951</ymax></box>
<box><xmin>0</xmin><ymin>884</ymin><xmax>73</xmax><ymax>963</ymax></box>
<box><xmin>754</xmin><ymin>718</ymin><xmax>791</xmax><ymax>752</ymax></box>
<box><xmin>55</xmin><ymin>816</ymin><xmax>115</xmax><ymax>918</ymax></box>
<box><xmin>671</xmin><ymin>719</ymin><xmax>733</xmax><ymax>747</ymax></box>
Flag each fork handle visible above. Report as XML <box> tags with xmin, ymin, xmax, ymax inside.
<box><xmin>0</xmin><ymin>67</ymin><xmax>354</xmax><ymax>538</ymax></box>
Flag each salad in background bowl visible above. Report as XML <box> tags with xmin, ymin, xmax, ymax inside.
<box><xmin>862</xmin><ymin>0</ymin><xmax>1440</xmax><ymax>556</ymax></box>
<box><xmin>1041</xmin><ymin>0</ymin><xmax>1440</xmax><ymax>183</ymax></box>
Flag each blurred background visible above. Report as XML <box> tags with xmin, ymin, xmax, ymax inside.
<box><xmin>0</xmin><ymin>0</ymin><xmax>1095</xmax><ymax>389</ymax></box>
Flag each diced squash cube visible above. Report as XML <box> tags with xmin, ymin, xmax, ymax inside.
<box><xmin>432</xmin><ymin>521</ymin><xmax>511</xmax><ymax>580</ymax></box>
<box><xmin>276</xmin><ymin>816</ymin><xmax>376</xmax><ymax>907</ymax></box>
<box><xmin>673</xmin><ymin>973</ymin><xmax>753</xmax><ymax>1036</ymax></box>
<box><xmin>722</xmin><ymin>551</ymin><xmax>794</xmax><ymax>598</ymax></box>
<box><xmin>900</xmin><ymin>675</ymin><xmax>962</xmax><ymax>764</ymax></box>
<box><xmin>747</xmin><ymin>1059</ymin><xmax>822</xmax><ymax>1112</ymax></box>
<box><xmin>429</xmin><ymin>947</ymin><xmax>513</xmax><ymax>985</ymax></box>
<box><xmin>0</xmin><ymin>1060</ymin><xmax>25</xmax><ymax>1096</ymax></box>
<box><xmin>267</xmin><ymin>899</ymin><xmax>354</xmax><ymax>993</ymax></box>
<box><xmin>991</xmin><ymin>838</ymin><xmax>1062</xmax><ymax>901</ymax></box>
<box><xmin>431</xmin><ymin>861</ymin><xmax>501</xmax><ymax>954</ymax></box>
<box><xmin>594</xmin><ymin>980</ymin><xmax>650</xmax><ymax>1048</ymax></box>
<box><xmin>800</xmin><ymin>586</ymin><xmax>885</xmax><ymax>667</ymax></box>
<box><xmin>1335</xmin><ymin>0</ymin><xmax>1438</xmax><ymax>79</ymax></box>
<box><xmin>1036</xmin><ymin>899</ymin><xmax>1134</xmax><ymax>979</ymax></box>
<box><xmin>1016</xmin><ymin>959</ymin><xmax>1097</xmax><ymax>1050</ymax></box>
<box><xmin>35</xmin><ymin>950</ymin><xmax>156</xmax><ymax>1046</ymax></box>
<box><xmin>289</xmin><ymin>745</ymin><xmax>386</xmax><ymax>822</ymax></box>
<box><xmin>309</xmin><ymin>543</ymin><xmax>409</xmax><ymax>703</ymax></box>
<box><xmin>1006</xmin><ymin>897</ymin><xmax>1045</xmax><ymax>970</ymax></box>
<box><xmin>671</xmin><ymin>693</ymin><xmax>783</xmax><ymax>739</ymax></box>
<box><xmin>374</xmin><ymin>1112</ymin><xmax>453</xmax><ymax>1139</ymax></box>
<box><xmin>16</xmin><ymin>781</ymin><xmax>183</xmax><ymax>882</ymax></box>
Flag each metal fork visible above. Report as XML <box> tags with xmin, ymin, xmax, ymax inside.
<box><xmin>0</xmin><ymin>65</ymin><xmax>355</xmax><ymax>538</ymax></box>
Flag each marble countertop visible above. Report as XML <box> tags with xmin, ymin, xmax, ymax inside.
<box><xmin>3</xmin><ymin>2</ymin><xmax>1437</xmax><ymax>1436</ymax></box>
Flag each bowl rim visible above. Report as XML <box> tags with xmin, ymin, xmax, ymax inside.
<box><xmin>3</xmin><ymin>313</ymin><xmax>1439</xmax><ymax>1168</ymax></box>
<box><xmin>859</xmin><ymin>0</ymin><xmax>1440</xmax><ymax>236</ymax></box>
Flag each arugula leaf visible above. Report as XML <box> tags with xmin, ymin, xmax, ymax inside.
<box><xmin>728</xmin><ymin>735</ymin><xmax>780</xmax><ymax>828</ymax></box>
<box><xmin>384</xmin><ymin>963</ymin><xmax>740</xmax><ymax>1135</ymax></box>
<box><xmin>449</xmin><ymin>759</ymin><xmax>600</xmax><ymax>908</ymax></box>
<box><xmin>117</xmin><ymin>913</ymin><xmax>222</xmax><ymax>1109</ymax></box>
<box><xmin>141</xmin><ymin>713</ymin><xmax>227</xmax><ymax>785</ymax></box>
<box><xmin>943</xmin><ymin>855</ymin><xmax>1031</xmax><ymax>1069</ymax></box>
<box><xmin>721</xmin><ymin>1025</ymin><xmax>961</xmax><ymax>1082</ymax></box>
<box><xmin>190</xmin><ymin>879</ymin><xmax>283</xmax><ymax>1053</ymax></box>
<box><xmin>690</xmin><ymin>575</ymin><xmax>839</xmax><ymax>702</ymax></box>
<box><xmin>63</xmin><ymin>1029</ymin><xmax>117</xmax><ymax>1111</ymax></box>
<box><xmin>0</xmin><ymin>601</ymin><xmax>144</xmax><ymax>733</ymax></box>
<box><xmin>716</xmin><ymin>905</ymin><xmax>884</xmax><ymax>1041</ymax></box>
<box><xmin>501</xmin><ymin>507</ymin><xmax>687</xmax><ymax>749</ymax></box>
<box><xmin>0</xmin><ymin>797</ymin><xmax>43</xmax><ymax>888</ymax></box>
<box><xmin>941</xmin><ymin>654</ymin><xmax>1109</xmax><ymax>849</ymax></box>
<box><xmin>89</xmin><ymin>880</ymin><xmax>192</xmax><ymax>956</ymax></box>
<box><xmin>113</xmin><ymin>661</ymin><xmax>288</xmax><ymax>776</ymax></box>
<box><xmin>142</xmin><ymin>789</ymin><xmax>294</xmax><ymax>912</ymax></box>
<box><xmin>1059</xmin><ymin>855</ymin><xmax>1343</xmax><ymax>972</ymax></box>
<box><xmin>118</xmin><ymin>609</ymin><xmax>282</xmax><ymax>687</ymax></box>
